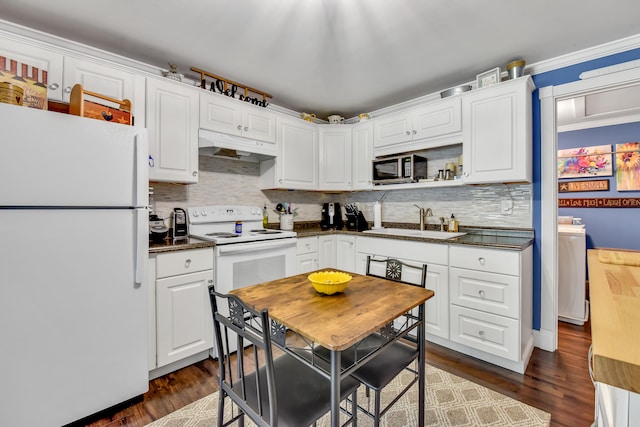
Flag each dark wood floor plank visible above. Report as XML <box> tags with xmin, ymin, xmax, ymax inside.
<box><xmin>87</xmin><ymin>321</ymin><xmax>593</xmax><ymax>427</ymax></box>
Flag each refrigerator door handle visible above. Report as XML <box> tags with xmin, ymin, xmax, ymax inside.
<box><xmin>134</xmin><ymin>129</ymin><xmax>149</xmax><ymax>208</ymax></box>
<box><xmin>134</xmin><ymin>208</ymin><xmax>148</xmax><ymax>285</ymax></box>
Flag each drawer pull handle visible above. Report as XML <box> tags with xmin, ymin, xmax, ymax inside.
<box><xmin>478</xmin><ymin>257</ymin><xmax>485</xmax><ymax>265</ymax></box>
<box><xmin>478</xmin><ymin>290</ymin><xmax>485</xmax><ymax>298</ymax></box>
<box><xmin>185</xmin><ymin>259</ymin><xmax>192</xmax><ymax>268</ymax></box>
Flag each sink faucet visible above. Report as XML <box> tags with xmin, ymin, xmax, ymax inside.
<box><xmin>439</xmin><ymin>216</ymin><xmax>448</xmax><ymax>232</ymax></box>
<box><xmin>414</xmin><ymin>205</ymin><xmax>433</xmax><ymax>230</ymax></box>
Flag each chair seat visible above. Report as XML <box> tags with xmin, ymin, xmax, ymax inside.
<box><xmin>237</xmin><ymin>352</ymin><xmax>360</xmax><ymax>427</ymax></box>
<box><xmin>314</xmin><ymin>334</ymin><xmax>418</xmax><ymax>391</ymax></box>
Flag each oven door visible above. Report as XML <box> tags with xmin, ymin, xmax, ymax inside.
<box><xmin>214</xmin><ymin>238</ymin><xmax>297</xmax><ymax>294</ymax></box>
<box><xmin>211</xmin><ymin>238</ymin><xmax>297</xmax><ymax>357</ymax></box>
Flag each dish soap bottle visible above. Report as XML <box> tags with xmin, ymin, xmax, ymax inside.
<box><xmin>449</xmin><ymin>214</ymin><xmax>459</xmax><ymax>232</ymax></box>
<box><xmin>262</xmin><ymin>204</ymin><xmax>269</xmax><ymax>228</ymax></box>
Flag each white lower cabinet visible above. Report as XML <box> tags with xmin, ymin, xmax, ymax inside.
<box><xmin>356</xmin><ymin>237</ymin><xmax>449</xmax><ymax>340</ymax></box>
<box><xmin>594</xmin><ymin>382</ymin><xmax>640</xmax><ymax>427</ymax></box>
<box><xmin>150</xmin><ymin>248</ymin><xmax>214</xmax><ymax>378</ymax></box>
<box><xmin>336</xmin><ymin>234</ymin><xmax>356</xmax><ymax>272</ymax></box>
<box><xmin>296</xmin><ymin>236</ymin><xmax>319</xmax><ymax>274</ymax></box>
<box><xmin>318</xmin><ymin>234</ymin><xmax>337</xmax><ymax>268</ymax></box>
<box><xmin>447</xmin><ymin>245</ymin><xmax>533</xmax><ymax>373</ymax></box>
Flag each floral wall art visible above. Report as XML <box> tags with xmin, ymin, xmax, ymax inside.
<box><xmin>616</xmin><ymin>142</ymin><xmax>640</xmax><ymax>191</ymax></box>
<box><xmin>557</xmin><ymin>144</ymin><xmax>612</xmax><ymax>178</ymax></box>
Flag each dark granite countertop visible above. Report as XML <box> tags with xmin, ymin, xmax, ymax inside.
<box><xmin>295</xmin><ymin>223</ymin><xmax>534</xmax><ymax>251</ymax></box>
<box><xmin>148</xmin><ymin>237</ymin><xmax>215</xmax><ymax>254</ymax></box>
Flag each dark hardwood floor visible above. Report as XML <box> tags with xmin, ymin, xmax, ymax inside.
<box><xmin>87</xmin><ymin>321</ymin><xmax>593</xmax><ymax>427</ymax></box>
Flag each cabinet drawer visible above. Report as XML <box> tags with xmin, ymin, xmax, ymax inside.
<box><xmin>450</xmin><ymin>305</ymin><xmax>519</xmax><ymax>361</ymax></box>
<box><xmin>449</xmin><ymin>245</ymin><xmax>519</xmax><ymax>275</ymax></box>
<box><xmin>357</xmin><ymin>237</ymin><xmax>448</xmax><ymax>265</ymax></box>
<box><xmin>450</xmin><ymin>267</ymin><xmax>520</xmax><ymax>318</ymax></box>
<box><xmin>296</xmin><ymin>237</ymin><xmax>318</xmax><ymax>255</ymax></box>
<box><xmin>156</xmin><ymin>248</ymin><xmax>213</xmax><ymax>279</ymax></box>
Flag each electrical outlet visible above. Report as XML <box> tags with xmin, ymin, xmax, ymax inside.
<box><xmin>501</xmin><ymin>200</ymin><xmax>512</xmax><ymax>214</ymax></box>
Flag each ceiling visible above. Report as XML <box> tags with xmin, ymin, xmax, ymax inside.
<box><xmin>2</xmin><ymin>0</ymin><xmax>640</xmax><ymax>119</ymax></box>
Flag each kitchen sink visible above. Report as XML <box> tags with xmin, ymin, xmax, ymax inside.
<box><xmin>362</xmin><ymin>228</ymin><xmax>466</xmax><ymax>240</ymax></box>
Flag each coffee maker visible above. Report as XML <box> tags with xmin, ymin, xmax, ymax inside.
<box><xmin>321</xmin><ymin>202</ymin><xmax>343</xmax><ymax>230</ymax></box>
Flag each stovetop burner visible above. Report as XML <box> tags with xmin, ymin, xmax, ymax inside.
<box><xmin>250</xmin><ymin>229</ymin><xmax>282</xmax><ymax>235</ymax></box>
<box><xmin>204</xmin><ymin>232</ymin><xmax>239</xmax><ymax>238</ymax></box>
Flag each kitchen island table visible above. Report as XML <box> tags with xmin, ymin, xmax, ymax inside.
<box><xmin>230</xmin><ymin>270</ymin><xmax>434</xmax><ymax>427</ymax></box>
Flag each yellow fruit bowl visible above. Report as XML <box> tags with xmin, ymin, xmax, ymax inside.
<box><xmin>308</xmin><ymin>271</ymin><xmax>352</xmax><ymax>295</ymax></box>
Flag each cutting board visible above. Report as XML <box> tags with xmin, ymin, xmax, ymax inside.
<box><xmin>598</xmin><ymin>249</ymin><xmax>640</xmax><ymax>266</ymax></box>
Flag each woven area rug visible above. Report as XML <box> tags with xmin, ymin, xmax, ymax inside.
<box><xmin>146</xmin><ymin>363</ymin><xmax>550</xmax><ymax>426</ymax></box>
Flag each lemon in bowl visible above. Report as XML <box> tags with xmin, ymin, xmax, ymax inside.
<box><xmin>308</xmin><ymin>271</ymin><xmax>352</xmax><ymax>295</ymax></box>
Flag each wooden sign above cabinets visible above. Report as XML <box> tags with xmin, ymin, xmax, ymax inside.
<box><xmin>191</xmin><ymin>66</ymin><xmax>272</xmax><ymax>107</ymax></box>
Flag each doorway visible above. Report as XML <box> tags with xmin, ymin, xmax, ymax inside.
<box><xmin>539</xmin><ymin>66</ymin><xmax>640</xmax><ymax>351</ymax></box>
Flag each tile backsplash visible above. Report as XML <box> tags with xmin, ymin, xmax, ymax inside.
<box><xmin>152</xmin><ymin>156</ymin><xmax>532</xmax><ymax>229</ymax></box>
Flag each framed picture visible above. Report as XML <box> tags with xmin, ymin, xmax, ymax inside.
<box><xmin>616</xmin><ymin>142</ymin><xmax>640</xmax><ymax>191</ymax></box>
<box><xmin>476</xmin><ymin>67</ymin><xmax>501</xmax><ymax>88</ymax></box>
<box><xmin>558</xmin><ymin>144</ymin><xmax>613</xmax><ymax>178</ymax></box>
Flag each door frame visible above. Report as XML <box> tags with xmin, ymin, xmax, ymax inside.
<box><xmin>538</xmin><ymin>66</ymin><xmax>640</xmax><ymax>351</ymax></box>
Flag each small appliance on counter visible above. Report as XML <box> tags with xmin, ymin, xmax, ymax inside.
<box><xmin>149</xmin><ymin>214</ymin><xmax>169</xmax><ymax>243</ymax></box>
<box><xmin>321</xmin><ymin>202</ymin><xmax>343</xmax><ymax>230</ymax></box>
<box><xmin>344</xmin><ymin>203</ymin><xmax>369</xmax><ymax>231</ymax></box>
<box><xmin>172</xmin><ymin>207</ymin><xmax>188</xmax><ymax>241</ymax></box>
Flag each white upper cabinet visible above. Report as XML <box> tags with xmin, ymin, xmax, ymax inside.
<box><xmin>351</xmin><ymin>121</ymin><xmax>374</xmax><ymax>190</ymax></box>
<box><xmin>462</xmin><ymin>77</ymin><xmax>534</xmax><ymax>184</ymax></box>
<box><xmin>261</xmin><ymin>115</ymin><xmax>318</xmax><ymax>190</ymax></box>
<box><xmin>319</xmin><ymin>125</ymin><xmax>352</xmax><ymax>191</ymax></box>
<box><xmin>374</xmin><ymin>97</ymin><xmax>462</xmax><ymax>156</ymax></box>
<box><xmin>146</xmin><ymin>78</ymin><xmax>200</xmax><ymax>183</ymax></box>
<box><xmin>200</xmin><ymin>91</ymin><xmax>276</xmax><ymax>143</ymax></box>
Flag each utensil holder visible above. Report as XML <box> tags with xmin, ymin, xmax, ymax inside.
<box><xmin>280</xmin><ymin>213</ymin><xmax>294</xmax><ymax>230</ymax></box>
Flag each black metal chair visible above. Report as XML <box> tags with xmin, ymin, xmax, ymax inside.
<box><xmin>209</xmin><ymin>288</ymin><xmax>360</xmax><ymax>427</ymax></box>
<box><xmin>316</xmin><ymin>256</ymin><xmax>428</xmax><ymax>426</ymax></box>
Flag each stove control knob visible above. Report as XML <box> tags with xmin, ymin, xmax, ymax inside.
<box><xmin>192</xmin><ymin>211</ymin><xmax>199</xmax><ymax>217</ymax></box>
<box><xmin>201</xmin><ymin>209</ymin><xmax>207</xmax><ymax>216</ymax></box>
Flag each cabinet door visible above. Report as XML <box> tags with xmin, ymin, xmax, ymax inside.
<box><xmin>147</xmin><ymin>78</ymin><xmax>199</xmax><ymax>183</ymax></box>
<box><xmin>424</xmin><ymin>263</ymin><xmax>449</xmax><ymax>340</ymax></box>
<box><xmin>242</xmin><ymin>105</ymin><xmax>276</xmax><ymax>143</ymax></box>
<box><xmin>276</xmin><ymin>116</ymin><xmax>318</xmax><ymax>189</ymax></box>
<box><xmin>0</xmin><ymin>35</ymin><xmax>64</xmax><ymax>101</ymax></box>
<box><xmin>336</xmin><ymin>235</ymin><xmax>356</xmax><ymax>272</ymax></box>
<box><xmin>62</xmin><ymin>57</ymin><xmax>135</xmax><ymax>102</ymax></box>
<box><xmin>412</xmin><ymin>97</ymin><xmax>461</xmax><ymax>140</ymax></box>
<box><xmin>156</xmin><ymin>269</ymin><xmax>214</xmax><ymax>367</ymax></box>
<box><xmin>352</xmin><ymin>121</ymin><xmax>374</xmax><ymax>190</ymax></box>
<box><xmin>319</xmin><ymin>126</ymin><xmax>352</xmax><ymax>191</ymax></box>
<box><xmin>374</xmin><ymin>112</ymin><xmax>412</xmax><ymax>148</ymax></box>
<box><xmin>297</xmin><ymin>253</ymin><xmax>319</xmax><ymax>274</ymax></box>
<box><xmin>199</xmin><ymin>92</ymin><xmax>242</xmax><ymax>136</ymax></box>
<box><xmin>318</xmin><ymin>235</ymin><xmax>336</xmax><ymax>269</ymax></box>
<box><xmin>148</xmin><ymin>255</ymin><xmax>157</xmax><ymax>371</ymax></box>
<box><xmin>462</xmin><ymin>78</ymin><xmax>533</xmax><ymax>184</ymax></box>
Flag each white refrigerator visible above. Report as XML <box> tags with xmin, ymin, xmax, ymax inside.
<box><xmin>0</xmin><ymin>103</ymin><xmax>149</xmax><ymax>427</ymax></box>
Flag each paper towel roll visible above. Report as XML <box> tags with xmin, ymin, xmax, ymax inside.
<box><xmin>373</xmin><ymin>201</ymin><xmax>382</xmax><ymax>229</ymax></box>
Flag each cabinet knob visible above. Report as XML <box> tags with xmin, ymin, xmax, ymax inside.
<box><xmin>237</xmin><ymin>125</ymin><xmax>242</xmax><ymax>131</ymax></box>
<box><xmin>478</xmin><ymin>257</ymin><xmax>485</xmax><ymax>265</ymax></box>
<box><xmin>185</xmin><ymin>259</ymin><xmax>192</xmax><ymax>268</ymax></box>
<box><xmin>478</xmin><ymin>290</ymin><xmax>485</xmax><ymax>298</ymax></box>
<box><xmin>479</xmin><ymin>330</ymin><xmax>485</xmax><ymax>337</ymax></box>
<box><xmin>412</xmin><ymin>130</ymin><xmax>417</xmax><ymax>135</ymax></box>
<box><xmin>192</xmin><ymin>171</ymin><xmax>198</xmax><ymax>177</ymax></box>
<box><xmin>64</xmin><ymin>86</ymin><xmax>72</xmax><ymax>94</ymax></box>
<box><xmin>463</xmin><ymin>172</ymin><xmax>469</xmax><ymax>177</ymax></box>
<box><xmin>49</xmin><ymin>82</ymin><xmax>59</xmax><ymax>90</ymax></box>
<box><xmin>405</xmin><ymin>131</ymin><xmax>411</xmax><ymax>136</ymax></box>
<box><xmin>279</xmin><ymin>179</ymin><xmax>283</xmax><ymax>183</ymax></box>
<box><xmin>244</xmin><ymin>126</ymin><xmax>248</xmax><ymax>132</ymax></box>
<box><xmin>208</xmin><ymin>279</ymin><xmax>213</xmax><ymax>284</ymax></box>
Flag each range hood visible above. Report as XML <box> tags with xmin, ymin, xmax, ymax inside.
<box><xmin>198</xmin><ymin>129</ymin><xmax>276</xmax><ymax>163</ymax></box>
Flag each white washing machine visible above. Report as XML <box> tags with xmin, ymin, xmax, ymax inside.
<box><xmin>558</xmin><ymin>223</ymin><xmax>589</xmax><ymax>325</ymax></box>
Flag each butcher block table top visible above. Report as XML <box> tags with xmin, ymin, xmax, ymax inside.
<box><xmin>230</xmin><ymin>270</ymin><xmax>434</xmax><ymax>351</ymax></box>
<box><xmin>588</xmin><ymin>249</ymin><xmax>640</xmax><ymax>393</ymax></box>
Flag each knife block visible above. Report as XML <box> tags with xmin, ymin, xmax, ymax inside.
<box><xmin>346</xmin><ymin>212</ymin><xmax>369</xmax><ymax>231</ymax></box>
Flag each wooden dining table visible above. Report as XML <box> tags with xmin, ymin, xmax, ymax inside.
<box><xmin>230</xmin><ymin>270</ymin><xmax>435</xmax><ymax>427</ymax></box>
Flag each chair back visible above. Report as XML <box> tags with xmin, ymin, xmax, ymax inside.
<box><xmin>209</xmin><ymin>288</ymin><xmax>278</xmax><ymax>427</ymax></box>
<box><xmin>365</xmin><ymin>255</ymin><xmax>427</xmax><ymax>288</ymax></box>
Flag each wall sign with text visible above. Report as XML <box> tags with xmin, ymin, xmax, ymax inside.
<box><xmin>558</xmin><ymin>197</ymin><xmax>640</xmax><ymax>208</ymax></box>
<box><xmin>558</xmin><ymin>179</ymin><xmax>609</xmax><ymax>193</ymax></box>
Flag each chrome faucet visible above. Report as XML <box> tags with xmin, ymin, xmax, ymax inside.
<box><xmin>414</xmin><ymin>205</ymin><xmax>433</xmax><ymax>230</ymax></box>
<box><xmin>439</xmin><ymin>216</ymin><xmax>447</xmax><ymax>232</ymax></box>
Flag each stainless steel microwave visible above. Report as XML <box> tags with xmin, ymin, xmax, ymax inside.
<box><xmin>372</xmin><ymin>154</ymin><xmax>428</xmax><ymax>184</ymax></box>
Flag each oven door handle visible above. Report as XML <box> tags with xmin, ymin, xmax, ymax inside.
<box><xmin>217</xmin><ymin>239</ymin><xmax>296</xmax><ymax>255</ymax></box>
